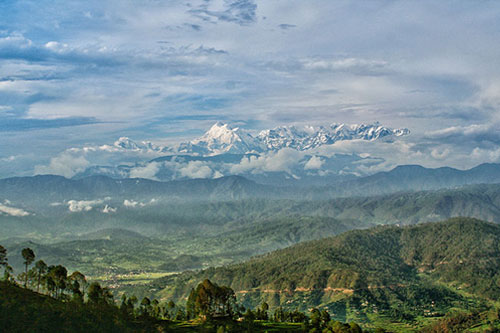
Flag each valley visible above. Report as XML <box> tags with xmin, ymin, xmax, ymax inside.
<box><xmin>2</xmin><ymin>167</ymin><xmax>500</xmax><ymax>331</ymax></box>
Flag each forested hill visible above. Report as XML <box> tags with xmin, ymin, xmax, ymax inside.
<box><xmin>154</xmin><ymin>218</ymin><xmax>500</xmax><ymax>310</ymax></box>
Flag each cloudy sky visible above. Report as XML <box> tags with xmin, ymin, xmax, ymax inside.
<box><xmin>1</xmin><ymin>0</ymin><xmax>500</xmax><ymax>177</ymax></box>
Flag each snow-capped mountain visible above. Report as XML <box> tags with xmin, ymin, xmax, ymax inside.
<box><xmin>258</xmin><ymin>122</ymin><xmax>410</xmax><ymax>151</ymax></box>
<box><xmin>178</xmin><ymin>122</ymin><xmax>265</xmax><ymax>155</ymax></box>
<box><xmin>71</xmin><ymin>122</ymin><xmax>409</xmax><ymax>183</ymax></box>
<box><xmin>112</xmin><ymin>137</ymin><xmax>172</xmax><ymax>153</ymax></box>
<box><xmin>178</xmin><ymin>121</ymin><xmax>409</xmax><ymax>155</ymax></box>
<box><xmin>96</xmin><ymin>121</ymin><xmax>409</xmax><ymax>156</ymax></box>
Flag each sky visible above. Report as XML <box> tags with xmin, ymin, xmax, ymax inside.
<box><xmin>1</xmin><ymin>0</ymin><xmax>500</xmax><ymax>178</ymax></box>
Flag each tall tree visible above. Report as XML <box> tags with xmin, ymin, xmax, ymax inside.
<box><xmin>34</xmin><ymin>260</ymin><xmax>48</xmax><ymax>292</ymax></box>
<box><xmin>87</xmin><ymin>281</ymin><xmax>113</xmax><ymax>305</ymax></box>
<box><xmin>69</xmin><ymin>271</ymin><xmax>87</xmax><ymax>295</ymax></box>
<box><xmin>47</xmin><ymin>265</ymin><xmax>67</xmax><ymax>298</ymax></box>
<box><xmin>0</xmin><ymin>245</ymin><xmax>8</xmax><ymax>281</ymax></box>
<box><xmin>188</xmin><ymin>279</ymin><xmax>237</xmax><ymax>319</ymax></box>
<box><xmin>21</xmin><ymin>248</ymin><xmax>35</xmax><ymax>288</ymax></box>
<box><xmin>0</xmin><ymin>245</ymin><xmax>7</xmax><ymax>267</ymax></box>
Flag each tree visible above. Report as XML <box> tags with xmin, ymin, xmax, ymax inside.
<box><xmin>320</xmin><ymin>309</ymin><xmax>331</xmax><ymax>328</ymax></box>
<box><xmin>151</xmin><ymin>299</ymin><xmax>160</xmax><ymax>318</ymax></box>
<box><xmin>87</xmin><ymin>281</ymin><xmax>113</xmax><ymax>305</ymax></box>
<box><xmin>21</xmin><ymin>248</ymin><xmax>35</xmax><ymax>288</ymax></box>
<box><xmin>34</xmin><ymin>260</ymin><xmax>47</xmax><ymax>292</ymax></box>
<box><xmin>256</xmin><ymin>301</ymin><xmax>269</xmax><ymax>320</ymax></box>
<box><xmin>310</xmin><ymin>308</ymin><xmax>322</xmax><ymax>330</ymax></box>
<box><xmin>140</xmin><ymin>297</ymin><xmax>151</xmax><ymax>316</ymax></box>
<box><xmin>4</xmin><ymin>264</ymin><xmax>14</xmax><ymax>282</ymax></box>
<box><xmin>243</xmin><ymin>308</ymin><xmax>256</xmax><ymax>330</ymax></box>
<box><xmin>188</xmin><ymin>279</ymin><xmax>237</xmax><ymax>319</ymax></box>
<box><xmin>165</xmin><ymin>300</ymin><xmax>176</xmax><ymax>319</ymax></box>
<box><xmin>69</xmin><ymin>271</ymin><xmax>87</xmax><ymax>295</ymax></box>
<box><xmin>47</xmin><ymin>265</ymin><xmax>67</xmax><ymax>298</ymax></box>
<box><xmin>0</xmin><ymin>245</ymin><xmax>7</xmax><ymax>268</ymax></box>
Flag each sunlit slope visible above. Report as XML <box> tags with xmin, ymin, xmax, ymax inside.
<box><xmin>155</xmin><ymin>218</ymin><xmax>500</xmax><ymax>313</ymax></box>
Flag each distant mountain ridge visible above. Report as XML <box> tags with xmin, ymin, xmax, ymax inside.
<box><xmin>340</xmin><ymin>163</ymin><xmax>500</xmax><ymax>196</ymax></box>
<box><xmin>257</xmin><ymin>122</ymin><xmax>409</xmax><ymax>151</ymax></box>
<box><xmin>2</xmin><ymin>163</ymin><xmax>500</xmax><ymax>206</ymax></box>
<box><xmin>113</xmin><ymin>121</ymin><xmax>410</xmax><ymax>155</ymax></box>
<box><xmin>0</xmin><ymin>174</ymin><xmax>271</xmax><ymax>204</ymax></box>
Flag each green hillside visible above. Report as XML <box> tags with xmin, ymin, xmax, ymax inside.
<box><xmin>147</xmin><ymin>218</ymin><xmax>500</xmax><ymax>330</ymax></box>
<box><xmin>0</xmin><ymin>280</ymin><xmax>163</xmax><ymax>332</ymax></box>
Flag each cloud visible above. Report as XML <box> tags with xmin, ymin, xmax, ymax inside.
<box><xmin>2</xmin><ymin>1</ymin><xmax>500</xmax><ymax>176</ymax></box>
<box><xmin>425</xmin><ymin>123</ymin><xmax>500</xmax><ymax>146</ymax></box>
<box><xmin>123</xmin><ymin>199</ymin><xmax>145</xmax><ymax>208</ymax></box>
<box><xmin>301</xmin><ymin>57</ymin><xmax>388</xmax><ymax>74</ymax></box>
<box><xmin>67</xmin><ymin>199</ymin><xmax>106</xmax><ymax>212</ymax></box>
<box><xmin>471</xmin><ymin>147</ymin><xmax>500</xmax><ymax>162</ymax></box>
<box><xmin>179</xmin><ymin>161</ymin><xmax>214</xmax><ymax>178</ymax></box>
<box><xmin>188</xmin><ymin>0</ymin><xmax>257</xmax><ymax>26</ymax></box>
<box><xmin>304</xmin><ymin>155</ymin><xmax>324</xmax><ymax>170</ymax></box>
<box><xmin>0</xmin><ymin>203</ymin><xmax>30</xmax><ymax>216</ymax></box>
<box><xmin>230</xmin><ymin>149</ymin><xmax>303</xmax><ymax>175</ymax></box>
<box><xmin>430</xmin><ymin>148</ymin><xmax>450</xmax><ymax>160</ymax></box>
<box><xmin>129</xmin><ymin>162</ymin><xmax>160</xmax><ymax>180</ymax></box>
<box><xmin>34</xmin><ymin>151</ymin><xmax>90</xmax><ymax>178</ymax></box>
<box><xmin>0</xmin><ymin>116</ymin><xmax>100</xmax><ymax>131</ymax></box>
<box><xmin>102</xmin><ymin>204</ymin><xmax>117</xmax><ymax>213</ymax></box>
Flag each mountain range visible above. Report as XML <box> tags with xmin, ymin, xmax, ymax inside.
<box><xmin>71</xmin><ymin>122</ymin><xmax>410</xmax><ymax>184</ymax></box>
<box><xmin>3</xmin><ymin>163</ymin><xmax>500</xmax><ymax>208</ymax></box>
<box><xmin>115</xmin><ymin>121</ymin><xmax>410</xmax><ymax>156</ymax></box>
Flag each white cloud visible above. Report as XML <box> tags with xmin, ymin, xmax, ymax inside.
<box><xmin>0</xmin><ymin>203</ymin><xmax>30</xmax><ymax>217</ymax></box>
<box><xmin>129</xmin><ymin>162</ymin><xmax>160</xmax><ymax>180</ymax></box>
<box><xmin>304</xmin><ymin>155</ymin><xmax>324</xmax><ymax>170</ymax></box>
<box><xmin>471</xmin><ymin>147</ymin><xmax>500</xmax><ymax>162</ymax></box>
<box><xmin>230</xmin><ymin>149</ymin><xmax>303</xmax><ymax>174</ymax></box>
<box><xmin>102</xmin><ymin>204</ymin><xmax>117</xmax><ymax>213</ymax></box>
<box><xmin>2</xmin><ymin>1</ymin><xmax>500</xmax><ymax>176</ymax></box>
<box><xmin>179</xmin><ymin>161</ymin><xmax>214</xmax><ymax>178</ymax></box>
<box><xmin>431</xmin><ymin>148</ymin><xmax>450</xmax><ymax>160</ymax></box>
<box><xmin>34</xmin><ymin>152</ymin><xmax>90</xmax><ymax>178</ymax></box>
<box><xmin>123</xmin><ymin>199</ymin><xmax>145</xmax><ymax>208</ymax></box>
<box><xmin>67</xmin><ymin>199</ymin><xmax>105</xmax><ymax>212</ymax></box>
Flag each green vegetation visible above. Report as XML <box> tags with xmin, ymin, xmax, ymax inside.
<box><xmin>144</xmin><ymin>218</ymin><xmax>500</xmax><ymax>331</ymax></box>
<box><xmin>0</xmin><ymin>246</ymin><xmax>371</xmax><ymax>332</ymax></box>
<box><xmin>4</xmin><ymin>207</ymin><xmax>500</xmax><ymax>331</ymax></box>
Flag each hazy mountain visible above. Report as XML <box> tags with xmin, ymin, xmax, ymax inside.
<box><xmin>337</xmin><ymin>162</ymin><xmax>500</xmax><ymax>196</ymax></box>
<box><xmin>3</xmin><ymin>183</ymin><xmax>500</xmax><ymax>276</ymax></box>
<box><xmin>3</xmin><ymin>163</ymin><xmax>500</xmax><ymax>212</ymax></box>
<box><xmin>0</xmin><ymin>174</ymin><xmax>274</xmax><ymax>205</ymax></box>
